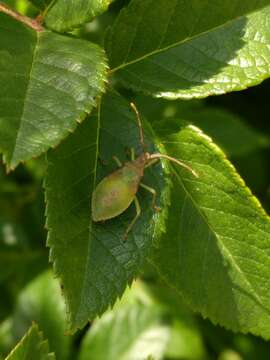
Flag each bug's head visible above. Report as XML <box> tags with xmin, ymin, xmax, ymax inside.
<box><xmin>133</xmin><ymin>152</ymin><xmax>151</xmax><ymax>170</ymax></box>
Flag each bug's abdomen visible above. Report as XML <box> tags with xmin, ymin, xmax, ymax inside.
<box><xmin>92</xmin><ymin>167</ymin><xmax>141</xmax><ymax>222</ymax></box>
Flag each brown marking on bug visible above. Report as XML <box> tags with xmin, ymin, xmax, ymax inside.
<box><xmin>102</xmin><ymin>189</ymin><xmax>120</xmax><ymax>207</ymax></box>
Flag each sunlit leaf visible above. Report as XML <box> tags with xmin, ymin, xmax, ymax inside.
<box><xmin>44</xmin><ymin>0</ymin><xmax>116</xmax><ymax>32</ymax></box>
<box><xmin>107</xmin><ymin>0</ymin><xmax>270</xmax><ymax>99</ymax></box>
<box><xmin>0</xmin><ymin>13</ymin><xmax>107</xmax><ymax>170</ymax></box>
<box><xmin>151</xmin><ymin>121</ymin><xmax>270</xmax><ymax>339</ymax></box>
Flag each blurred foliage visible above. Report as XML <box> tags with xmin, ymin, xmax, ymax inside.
<box><xmin>1</xmin><ymin>0</ymin><xmax>270</xmax><ymax>359</ymax></box>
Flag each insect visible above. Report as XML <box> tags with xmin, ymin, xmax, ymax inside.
<box><xmin>91</xmin><ymin>103</ymin><xmax>198</xmax><ymax>239</ymax></box>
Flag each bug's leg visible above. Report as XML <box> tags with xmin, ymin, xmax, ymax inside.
<box><xmin>124</xmin><ymin>196</ymin><xmax>141</xmax><ymax>240</ymax></box>
<box><xmin>125</xmin><ymin>147</ymin><xmax>135</xmax><ymax>161</ymax></box>
<box><xmin>113</xmin><ymin>156</ymin><xmax>123</xmax><ymax>168</ymax></box>
<box><xmin>140</xmin><ymin>183</ymin><xmax>160</xmax><ymax>212</ymax></box>
<box><xmin>130</xmin><ymin>147</ymin><xmax>135</xmax><ymax>161</ymax></box>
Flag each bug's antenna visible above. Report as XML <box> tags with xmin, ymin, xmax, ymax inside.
<box><xmin>150</xmin><ymin>153</ymin><xmax>198</xmax><ymax>178</ymax></box>
<box><xmin>130</xmin><ymin>102</ymin><xmax>147</xmax><ymax>154</ymax></box>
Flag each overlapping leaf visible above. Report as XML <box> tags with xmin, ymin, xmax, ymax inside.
<box><xmin>150</xmin><ymin>122</ymin><xmax>270</xmax><ymax>339</ymax></box>
<box><xmin>107</xmin><ymin>0</ymin><xmax>270</xmax><ymax>99</ymax></box>
<box><xmin>43</xmin><ymin>0</ymin><xmax>116</xmax><ymax>32</ymax></box>
<box><xmin>45</xmin><ymin>91</ymin><xmax>167</xmax><ymax>331</ymax></box>
<box><xmin>0</xmin><ymin>13</ymin><xmax>107</xmax><ymax>170</ymax></box>
<box><xmin>5</xmin><ymin>324</ymin><xmax>55</xmax><ymax>360</ymax></box>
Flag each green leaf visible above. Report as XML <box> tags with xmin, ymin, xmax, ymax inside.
<box><xmin>150</xmin><ymin>122</ymin><xmax>270</xmax><ymax>339</ymax></box>
<box><xmin>5</xmin><ymin>323</ymin><xmax>55</xmax><ymax>360</ymax></box>
<box><xmin>0</xmin><ymin>13</ymin><xmax>107</xmax><ymax>170</ymax></box>
<box><xmin>78</xmin><ymin>286</ymin><xmax>170</xmax><ymax>360</ymax></box>
<box><xmin>12</xmin><ymin>271</ymin><xmax>70</xmax><ymax>360</ymax></box>
<box><xmin>107</xmin><ymin>0</ymin><xmax>270</xmax><ymax>99</ymax></box>
<box><xmin>45</xmin><ymin>91</ymin><xmax>167</xmax><ymax>331</ymax></box>
<box><xmin>44</xmin><ymin>0</ymin><xmax>116</xmax><ymax>32</ymax></box>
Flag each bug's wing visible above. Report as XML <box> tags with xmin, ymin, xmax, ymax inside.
<box><xmin>92</xmin><ymin>168</ymin><xmax>140</xmax><ymax>222</ymax></box>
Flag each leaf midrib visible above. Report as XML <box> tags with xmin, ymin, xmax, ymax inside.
<box><xmin>74</xmin><ymin>100</ymin><xmax>101</xmax><ymax>325</ymax></box>
<box><xmin>110</xmin><ymin>10</ymin><xmax>253</xmax><ymax>73</ymax></box>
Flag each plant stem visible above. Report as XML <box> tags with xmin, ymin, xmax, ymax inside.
<box><xmin>0</xmin><ymin>2</ymin><xmax>44</xmax><ymax>32</ymax></box>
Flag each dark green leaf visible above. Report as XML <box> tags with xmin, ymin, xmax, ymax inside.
<box><xmin>151</xmin><ymin>122</ymin><xmax>270</xmax><ymax>339</ymax></box>
<box><xmin>182</xmin><ymin>108</ymin><xmax>270</xmax><ymax>157</ymax></box>
<box><xmin>232</xmin><ymin>150</ymin><xmax>269</xmax><ymax>195</ymax></box>
<box><xmin>29</xmin><ymin>0</ymin><xmax>52</xmax><ymax>10</ymax></box>
<box><xmin>45</xmin><ymin>91</ymin><xmax>167</xmax><ymax>331</ymax></box>
<box><xmin>0</xmin><ymin>13</ymin><xmax>107</xmax><ymax>170</ymax></box>
<box><xmin>0</xmin><ymin>247</ymin><xmax>45</xmax><ymax>284</ymax></box>
<box><xmin>5</xmin><ymin>324</ymin><xmax>55</xmax><ymax>360</ymax></box>
<box><xmin>107</xmin><ymin>0</ymin><xmax>270</xmax><ymax>99</ymax></box>
<box><xmin>0</xmin><ymin>217</ymin><xmax>46</xmax><ymax>286</ymax></box>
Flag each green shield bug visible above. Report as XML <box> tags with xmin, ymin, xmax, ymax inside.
<box><xmin>92</xmin><ymin>103</ymin><xmax>198</xmax><ymax>239</ymax></box>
